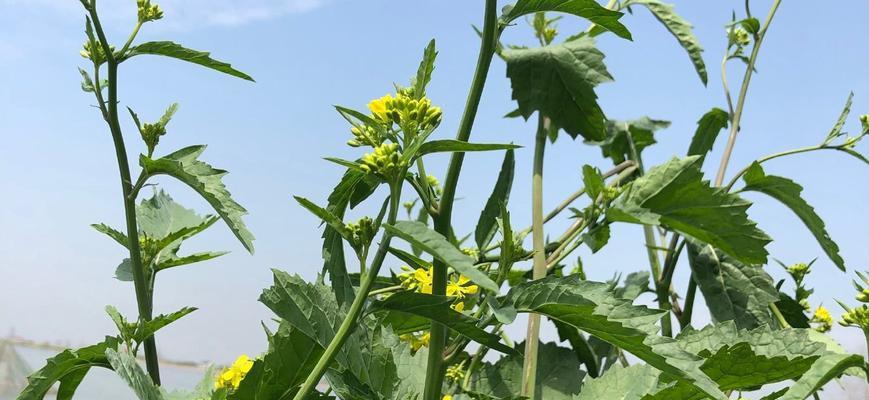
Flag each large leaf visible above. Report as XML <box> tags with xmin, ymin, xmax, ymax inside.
<box><xmin>685</xmin><ymin>240</ymin><xmax>778</xmax><ymax>329</ymax></box>
<box><xmin>368</xmin><ymin>291</ymin><xmax>517</xmax><ymax>355</ymax></box>
<box><xmin>503</xmin><ymin>37</ymin><xmax>613</xmax><ymax>141</ymax></box>
<box><xmin>607</xmin><ymin>156</ymin><xmax>771</xmax><ymax>265</ymax></box>
<box><xmin>105</xmin><ymin>349</ymin><xmax>163</xmax><ymax>400</ymax></box>
<box><xmin>475</xmin><ymin>150</ymin><xmax>515</xmax><ymax>249</ymax></box>
<box><xmin>505</xmin><ymin>275</ymin><xmax>727</xmax><ymax>400</ymax></box>
<box><xmin>415</xmin><ymin>140</ymin><xmax>520</xmax><ymax>158</ymax></box>
<box><xmin>467</xmin><ymin>341</ymin><xmax>584</xmax><ymax>400</ymax></box>
<box><xmin>686</xmin><ymin>108</ymin><xmax>729</xmax><ymax>165</ymax></box>
<box><xmin>17</xmin><ymin>337</ymin><xmax>119</xmax><ymax>400</ymax></box>
<box><xmin>623</xmin><ymin>0</ymin><xmax>707</xmax><ymax>84</ymax></box>
<box><xmin>740</xmin><ymin>163</ymin><xmax>846</xmax><ymax>271</ymax></box>
<box><xmin>574</xmin><ymin>364</ymin><xmax>661</xmax><ymax>400</ymax></box>
<box><xmin>501</xmin><ymin>0</ymin><xmax>632</xmax><ymax>40</ymax></box>
<box><xmin>588</xmin><ymin>117</ymin><xmax>670</xmax><ymax>165</ymax></box>
<box><xmin>140</xmin><ymin>146</ymin><xmax>255</xmax><ymax>253</ymax></box>
<box><xmin>123</xmin><ymin>41</ymin><xmax>253</xmax><ymax>81</ymax></box>
<box><xmin>384</xmin><ymin>221</ymin><xmax>499</xmax><ymax>292</ymax></box>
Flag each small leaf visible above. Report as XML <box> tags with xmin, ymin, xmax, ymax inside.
<box><xmin>385</xmin><ymin>221</ymin><xmax>499</xmax><ymax>292</ymax></box>
<box><xmin>105</xmin><ymin>349</ymin><xmax>164</xmax><ymax>400</ymax></box>
<box><xmin>741</xmin><ymin>163</ymin><xmax>845</xmax><ymax>271</ymax></box>
<box><xmin>140</xmin><ymin>146</ymin><xmax>255</xmax><ymax>253</ymax></box>
<box><xmin>686</xmin><ymin>107</ymin><xmax>729</xmax><ymax>165</ymax></box>
<box><xmin>415</xmin><ymin>140</ymin><xmax>520</xmax><ymax>158</ymax></box>
<box><xmin>824</xmin><ymin>92</ymin><xmax>853</xmax><ymax>144</ymax></box>
<box><xmin>475</xmin><ymin>150</ymin><xmax>515</xmax><ymax>249</ymax></box>
<box><xmin>501</xmin><ymin>0</ymin><xmax>632</xmax><ymax>40</ymax></box>
<box><xmin>503</xmin><ymin>37</ymin><xmax>613</xmax><ymax>141</ymax></box>
<box><xmin>582</xmin><ymin>165</ymin><xmax>605</xmax><ymax>200</ymax></box>
<box><xmin>623</xmin><ymin>0</ymin><xmax>708</xmax><ymax>84</ymax></box>
<box><xmin>608</xmin><ymin>156</ymin><xmax>771</xmax><ymax>265</ymax></box>
<box><xmin>293</xmin><ymin>196</ymin><xmax>354</xmax><ymax>244</ymax></box>
<box><xmin>132</xmin><ymin>306</ymin><xmax>197</xmax><ymax>343</ymax></box>
<box><xmin>92</xmin><ymin>223</ymin><xmax>129</xmax><ymax>248</ymax></box>
<box><xmin>17</xmin><ymin>337</ymin><xmax>119</xmax><ymax>400</ymax></box>
<box><xmin>589</xmin><ymin>117</ymin><xmax>671</xmax><ymax>165</ymax></box>
<box><xmin>123</xmin><ymin>41</ymin><xmax>254</xmax><ymax>81</ymax></box>
<box><xmin>412</xmin><ymin>39</ymin><xmax>437</xmax><ymax>99</ymax></box>
<box><xmin>369</xmin><ymin>291</ymin><xmax>517</xmax><ymax>355</ymax></box>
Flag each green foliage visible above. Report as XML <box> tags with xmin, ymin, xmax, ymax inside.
<box><xmin>589</xmin><ymin>117</ymin><xmax>671</xmax><ymax>165</ymax></box>
<box><xmin>122</xmin><ymin>41</ymin><xmax>254</xmax><ymax>81</ymax></box>
<box><xmin>740</xmin><ymin>162</ymin><xmax>846</xmax><ymax>271</ymax></box>
<box><xmin>686</xmin><ymin>108</ymin><xmax>729</xmax><ymax>165</ymax></box>
<box><xmin>140</xmin><ymin>146</ymin><xmax>255</xmax><ymax>253</ymax></box>
<box><xmin>608</xmin><ymin>156</ymin><xmax>771</xmax><ymax>265</ymax></box>
<box><xmin>106</xmin><ymin>349</ymin><xmax>163</xmax><ymax>400</ymax></box>
<box><xmin>17</xmin><ymin>337</ymin><xmax>119</xmax><ymax>400</ymax></box>
<box><xmin>503</xmin><ymin>37</ymin><xmax>613</xmax><ymax>141</ymax></box>
<box><xmin>415</xmin><ymin>140</ymin><xmax>520</xmax><ymax>158</ymax></box>
<box><xmin>475</xmin><ymin>150</ymin><xmax>516</xmax><ymax>250</ymax></box>
<box><xmin>500</xmin><ymin>0</ymin><xmax>632</xmax><ymax>40</ymax></box>
<box><xmin>467</xmin><ymin>341</ymin><xmax>584</xmax><ymax>399</ymax></box>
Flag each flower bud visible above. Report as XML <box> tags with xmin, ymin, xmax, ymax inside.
<box><xmin>137</xmin><ymin>0</ymin><xmax>164</xmax><ymax>23</ymax></box>
<box><xmin>360</xmin><ymin>143</ymin><xmax>407</xmax><ymax>179</ymax></box>
<box><xmin>80</xmin><ymin>41</ymin><xmax>112</xmax><ymax>65</ymax></box>
<box><xmin>731</xmin><ymin>27</ymin><xmax>751</xmax><ymax>46</ymax></box>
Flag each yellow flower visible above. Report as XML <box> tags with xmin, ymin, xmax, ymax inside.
<box><xmin>445</xmin><ymin>361</ymin><xmax>466</xmax><ymax>382</ymax></box>
<box><xmin>215</xmin><ymin>354</ymin><xmax>254</xmax><ymax>390</ymax></box>
<box><xmin>451</xmin><ymin>301</ymin><xmax>465</xmax><ymax>312</ymax></box>
<box><xmin>812</xmin><ymin>306</ymin><xmax>833</xmax><ymax>333</ymax></box>
<box><xmin>414</xmin><ymin>267</ymin><xmax>433</xmax><ymax>294</ymax></box>
<box><xmin>367</xmin><ymin>94</ymin><xmax>393</xmax><ymax>122</ymax></box>
<box><xmin>400</xmin><ymin>331</ymin><xmax>431</xmax><ymax>352</ymax></box>
<box><xmin>447</xmin><ymin>275</ymin><xmax>478</xmax><ymax>298</ymax></box>
<box><xmin>443</xmin><ymin>396</ymin><xmax>453</xmax><ymax>400</ymax></box>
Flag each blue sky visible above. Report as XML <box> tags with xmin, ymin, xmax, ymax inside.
<box><xmin>1</xmin><ymin>0</ymin><xmax>868</xmax><ymax>373</ymax></box>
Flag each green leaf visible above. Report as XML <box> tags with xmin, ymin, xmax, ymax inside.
<box><xmin>412</xmin><ymin>39</ymin><xmax>437</xmax><ymax>99</ymax></box>
<box><xmin>774</xmin><ymin>292</ymin><xmax>811</xmax><ymax>328</ymax></box>
<box><xmin>92</xmin><ymin>223</ymin><xmax>129</xmax><ymax>248</ymax></box>
<box><xmin>740</xmin><ymin>163</ymin><xmax>845</xmax><ymax>271</ymax></box>
<box><xmin>384</xmin><ymin>221</ymin><xmax>499</xmax><ymax>292</ymax></box>
<box><xmin>623</xmin><ymin>0</ymin><xmax>708</xmax><ymax>84</ymax></box>
<box><xmin>293</xmin><ymin>196</ymin><xmax>354</xmax><ymax>244</ymax></box>
<box><xmin>824</xmin><ymin>92</ymin><xmax>853</xmax><ymax>144</ymax></box>
<box><xmin>17</xmin><ymin>337</ymin><xmax>119</xmax><ymax>400</ymax></box>
<box><xmin>575</xmin><ymin>364</ymin><xmax>661</xmax><ymax>400</ymax></box>
<box><xmin>503</xmin><ymin>37</ymin><xmax>613</xmax><ymax>141</ymax></box>
<box><xmin>123</xmin><ymin>41</ymin><xmax>254</xmax><ymax>81</ymax></box>
<box><xmin>614</xmin><ymin>271</ymin><xmax>650</xmax><ymax>301</ymax></box>
<box><xmin>685</xmin><ymin>240</ymin><xmax>778</xmax><ymax>329</ymax></box>
<box><xmin>468</xmin><ymin>341</ymin><xmax>584</xmax><ymax>400</ymax></box>
<box><xmin>505</xmin><ymin>275</ymin><xmax>727</xmax><ymax>400</ymax></box>
<box><xmin>132</xmin><ymin>307</ymin><xmax>197</xmax><ymax>344</ymax></box>
<box><xmin>775</xmin><ymin>353</ymin><xmax>866</xmax><ymax>400</ymax></box>
<box><xmin>475</xmin><ymin>150</ymin><xmax>516</xmax><ymax>249</ymax></box>
<box><xmin>140</xmin><ymin>146</ymin><xmax>255</xmax><ymax>253</ymax></box>
<box><xmin>582</xmin><ymin>165</ymin><xmax>605</xmax><ymax>200</ymax></box>
<box><xmin>608</xmin><ymin>156</ymin><xmax>771</xmax><ymax>265</ymax></box>
<box><xmin>501</xmin><ymin>0</ymin><xmax>632</xmax><ymax>40</ymax></box>
<box><xmin>105</xmin><ymin>305</ymin><xmax>134</xmax><ymax>342</ymax></box>
<box><xmin>415</xmin><ymin>140</ymin><xmax>520</xmax><ymax>158</ymax></box>
<box><xmin>368</xmin><ymin>291</ymin><xmax>517</xmax><ymax>355</ymax></box>
<box><xmin>105</xmin><ymin>349</ymin><xmax>163</xmax><ymax>400</ymax></box>
<box><xmin>686</xmin><ymin>108</ymin><xmax>729</xmax><ymax>165</ymax></box>
<box><xmin>551</xmin><ymin>319</ymin><xmax>599</xmax><ymax>377</ymax></box>
<box><xmin>588</xmin><ymin>117</ymin><xmax>671</xmax><ymax>165</ymax></box>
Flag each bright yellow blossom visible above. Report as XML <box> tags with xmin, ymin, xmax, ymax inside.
<box><xmin>443</xmin><ymin>395</ymin><xmax>453</xmax><ymax>400</ymax></box>
<box><xmin>215</xmin><ymin>354</ymin><xmax>254</xmax><ymax>390</ymax></box>
<box><xmin>367</xmin><ymin>94</ymin><xmax>393</xmax><ymax>122</ymax></box>
<box><xmin>447</xmin><ymin>275</ymin><xmax>478</xmax><ymax>298</ymax></box>
<box><xmin>812</xmin><ymin>306</ymin><xmax>833</xmax><ymax>333</ymax></box>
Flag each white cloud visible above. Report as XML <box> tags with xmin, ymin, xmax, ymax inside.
<box><xmin>1</xmin><ymin>0</ymin><xmax>328</xmax><ymax>29</ymax></box>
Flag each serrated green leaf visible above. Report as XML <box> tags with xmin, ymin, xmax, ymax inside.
<box><xmin>123</xmin><ymin>41</ymin><xmax>253</xmax><ymax>81</ymax></box>
<box><xmin>17</xmin><ymin>337</ymin><xmax>119</xmax><ymax>400</ymax></box>
<box><xmin>503</xmin><ymin>37</ymin><xmax>612</xmax><ymax>141</ymax></box>
<box><xmin>685</xmin><ymin>240</ymin><xmax>778</xmax><ymax>329</ymax></box>
<box><xmin>132</xmin><ymin>307</ymin><xmax>197</xmax><ymax>344</ymax></box>
<box><xmin>614</xmin><ymin>271</ymin><xmax>650</xmax><ymax>301</ymax></box>
<box><xmin>623</xmin><ymin>0</ymin><xmax>707</xmax><ymax>84</ymax></box>
<box><xmin>582</xmin><ymin>165</ymin><xmax>605</xmax><ymax>201</ymax></box>
<box><xmin>824</xmin><ymin>92</ymin><xmax>854</xmax><ymax>144</ymax></box>
<box><xmin>686</xmin><ymin>108</ymin><xmax>729</xmax><ymax>165</ymax></box>
<box><xmin>140</xmin><ymin>146</ymin><xmax>255</xmax><ymax>253</ymax></box>
<box><xmin>575</xmin><ymin>364</ymin><xmax>661</xmax><ymax>400</ymax></box>
<box><xmin>476</xmin><ymin>150</ymin><xmax>515</xmax><ymax>249</ymax></box>
<box><xmin>293</xmin><ymin>196</ymin><xmax>354</xmax><ymax>244</ymax></box>
<box><xmin>385</xmin><ymin>221</ymin><xmax>499</xmax><ymax>292</ymax></box>
<box><xmin>92</xmin><ymin>223</ymin><xmax>129</xmax><ymax>248</ymax></box>
<box><xmin>588</xmin><ymin>117</ymin><xmax>671</xmax><ymax>165</ymax></box>
<box><xmin>741</xmin><ymin>163</ymin><xmax>845</xmax><ymax>271</ymax></box>
<box><xmin>501</xmin><ymin>0</ymin><xmax>632</xmax><ymax>40</ymax></box>
<box><xmin>776</xmin><ymin>353</ymin><xmax>866</xmax><ymax>400</ymax></box>
<box><xmin>368</xmin><ymin>291</ymin><xmax>517</xmax><ymax>355</ymax></box>
<box><xmin>105</xmin><ymin>349</ymin><xmax>163</xmax><ymax>400</ymax></box>
<box><xmin>415</xmin><ymin>140</ymin><xmax>520</xmax><ymax>158</ymax></box>
<box><xmin>412</xmin><ymin>39</ymin><xmax>437</xmax><ymax>99</ymax></box>
<box><xmin>608</xmin><ymin>156</ymin><xmax>771</xmax><ymax>265</ymax></box>
<box><xmin>505</xmin><ymin>275</ymin><xmax>726</xmax><ymax>399</ymax></box>
<box><xmin>468</xmin><ymin>341</ymin><xmax>584</xmax><ymax>400</ymax></box>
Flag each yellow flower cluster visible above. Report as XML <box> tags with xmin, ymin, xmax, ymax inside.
<box><xmin>360</xmin><ymin>143</ymin><xmax>406</xmax><ymax>179</ymax></box>
<box><xmin>841</xmin><ymin>305</ymin><xmax>869</xmax><ymax>329</ymax></box>
<box><xmin>348</xmin><ymin>124</ymin><xmax>382</xmax><ymax>148</ymax></box>
<box><xmin>367</xmin><ymin>92</ymin><xmax>442</xmax><ymax>135</ymax></box>
<box><xmin>397</xmin><ymin>267</ymin><xmax>479</xmax><ymax>350</ymax></box>
<box><xmin>811</xmin><ymin>306</ymin><xmax>833</xmax><ymax>333</ymax></box>
<box><xmin>215</xmin><ymin>355</ymin><xmax>254</xmax><ymax>390</ymax></box>
<box><xmin>137</xmin><ymin>0</ymin><xmax>164</xmax><ymax>23</ymax></box>
<box><xmin>80</xmin><ymin>41</ymin><xmax>113</xmax><ymax>65</ymax></box>
<box><xmin>346</xmin><ymin>216</ymin><xmax>376</xmax><ymax>252</ymax></box>
<box><xmin>445</xmin><ymin>361</ymin><xmax>466</xmax><ymax>382</ymax></box>
<box><xmin>400</xmin><ymin>331</ymin><xmax>430</xmax><ymax>352</ymax></box>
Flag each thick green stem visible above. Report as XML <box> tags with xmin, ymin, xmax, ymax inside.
<box><xmin>423</xmin><ymin>1</ymin><xmax>498</xmax><ymax>398</ymax></box>
<box><xmin>713</xmin><ymin>0</ymin><xmax>783</xmax><ymax>186</ymax></box>
<box><xmin>680</xmin><ymin>275</ymin><xmax>697</xmax><ymax>328</ymax></box>
<box><xmin>293</xmin><ymin>184</ymin><xmax>402</xmax><ymax>400</ymax></box>
<box><xmin>86</xmin><ymin>2</ymin><xmax>161</xmax><ymax>384</ymax></box>
<box><xmin>521</xmin><ymin>115</ymin><xmax>548</xmax><ymax>399</ymax></box>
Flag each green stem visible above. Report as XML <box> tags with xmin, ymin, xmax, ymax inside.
<box><xmin>119</xmin><ymin>21</ymin><xmax>142</xmax><ymax>56</ymax></box>
<box><xmin>293</xmin><ymin>184</ymin><xmax>402</xmax><ymax>400</ymax></box>
<box><xmin>713</xmin><ymin>0</ymin><xmax>783</xmax><ymax>186</ymax></box>
<box><xmin>423</xmin><ymin>1</ymin><xmax>498</xmax><ymax>398</ymax></box>
<box><xmin>86</xmin><ymin>2</ymin><xmax>161</xmax><ymax>384</ymax></box>
<box><xmin>680</xmin><ymin>274</ymin><xmax>697</xmax><ymax>328</ymax></box>
<box><xmin>770</xmin><ymin>302</ymin><xmax>791</xmax><ymax>328</ymax></box>
<box><xmin>723</xmin><ymin>145</ymin><xmax>844</xmax><ymax>192</ymax></box>
<box><xmin>521</xmin><ymin>115</ymin><xmax>548</xmax><ymax>399</ymax></box>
